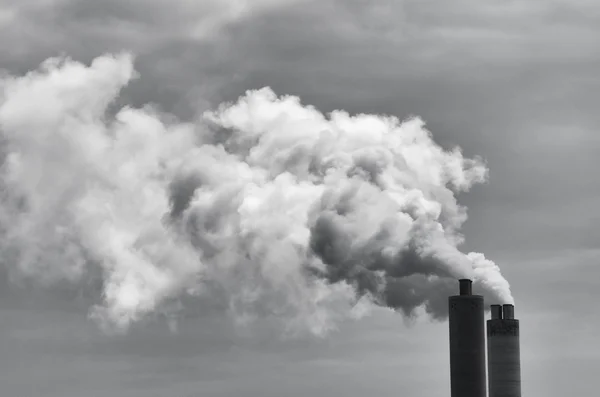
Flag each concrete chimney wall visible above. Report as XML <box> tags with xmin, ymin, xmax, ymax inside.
<box><xmin>448</xmin><ymin>279</ymin><xmax>487</xmax><ymax>397</ymax></box>
<box><xmin>487</xmin><ymin>305</ymin><xmax>522</xmax><ymax>397</ymax></box>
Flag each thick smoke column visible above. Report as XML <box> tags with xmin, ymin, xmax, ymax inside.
<box><xmin>0</xmin><ymin>54</ymin><xmax>512</xmax><ymax>335</ymax></box>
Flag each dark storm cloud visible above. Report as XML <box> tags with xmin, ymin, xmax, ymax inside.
<box><xmin>2</xmin><ymin>0</ymin><xmax>599</xmax><ymax>118</ymax></box>
<box><xmin>0</xmin><ymin>0</ymin><xmax>298</xmax><ymax>114</ymax></box>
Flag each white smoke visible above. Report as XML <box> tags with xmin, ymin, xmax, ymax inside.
<box><xmin>0</xmin><ymin>53</ymin><xmax>512</xmax><ymax>336</ymax></box>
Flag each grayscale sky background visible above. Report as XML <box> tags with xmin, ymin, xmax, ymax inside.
<box><xmin>0</xmin><ymin>0</ymin><xmax>597</xmax><ymax>396</ymax></box>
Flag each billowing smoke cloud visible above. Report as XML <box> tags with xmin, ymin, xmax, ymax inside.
<box><xmin>0</xmin><ymin>53</ymin><xmax>512</xmax><ymax>336</ymax></box>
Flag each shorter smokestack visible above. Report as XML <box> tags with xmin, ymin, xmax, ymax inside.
<box><xmin>490</xmin><ymin>304</ymin><xmax>502</xmax><ymax>320</ymax></box>
<box><xmin>459</xmin><ymin>279</ymin><xmax>472</xmax><ymax>296</ymax></box>
<box><xmin>502</xmin><ymin>304</ymin><xmax>515</xmax><ymax>320</ymax></box>
<box><xmin>487</xmin><ymin>304</ymin><xmax>521</xmax><ymax>397</ymax></box>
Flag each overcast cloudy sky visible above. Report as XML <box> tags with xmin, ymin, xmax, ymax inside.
<box><xmin>0</xmin><ymin>0</ymin><xmax>598</xmax><ymax>396</ymax></box>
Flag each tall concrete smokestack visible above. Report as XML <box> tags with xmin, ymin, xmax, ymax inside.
<box><xmin>487</xmin><ymin>304</ymin><xmax>522</xmax><ymax>397</ymax></box>
<box><xmin>448</xmin><ymin>279</ymin><xmax>486</xmax><ymax>397</ymax></box>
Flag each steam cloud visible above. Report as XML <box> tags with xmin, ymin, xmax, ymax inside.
<box><xmin>0</xmin><ymin>54</ymin><xmax>512</xmax><ymax>336</ymax></box>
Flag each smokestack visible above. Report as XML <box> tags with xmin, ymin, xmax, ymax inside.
<box><xmin>448</xmin><ymin>279</ymin><xmax>486</xmax><ymax>397</ymax></box>
<box><xmin>487</xmin><ymin>304</ymin><xmax>521</xmax><ymax>397</ymax></box>
<box><xmin>490</xmin><ymin>304</ymin><xmax>502</xmax><ymax>320</ymax></box>
<box><xmin>502</xmin><ymin>304</ymin><xmax>515</xmax><ymax>320</ymax></box>
<box><xmin>459</xmin><ymin>278</ymin><xmax>472</xmax><ymax>296</ymax></box>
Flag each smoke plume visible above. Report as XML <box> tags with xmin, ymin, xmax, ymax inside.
<box><xmin>0</xmin><ymin>54</ymin><xmax>512</xmax><ymax>336</ymax></box>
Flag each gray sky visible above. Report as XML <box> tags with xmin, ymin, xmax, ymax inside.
<box><xmin>0</xmin><ymin>0</ymin><xmax>598</xmax><ymax>396</ymax></box>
